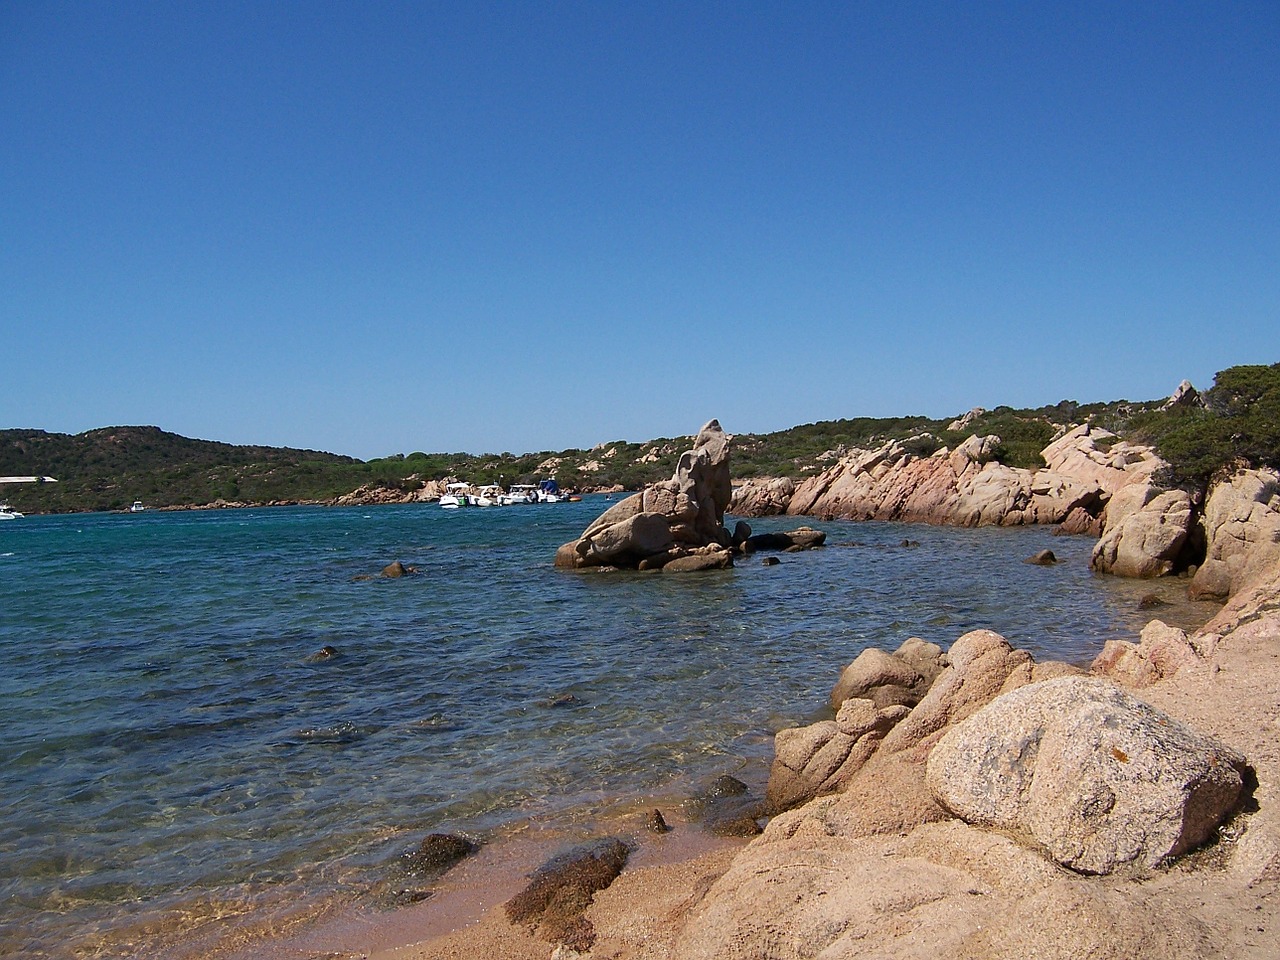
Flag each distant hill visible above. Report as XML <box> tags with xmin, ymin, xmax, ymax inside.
<box><xmin>0</xmin><ymin>426</ymin><xmax>363</xmax><ymax>513</ymax></box>
<box><xmin>3</xmin><ymin>363</ymin><xmax>1277</xmax><ymax>514</ymax></box>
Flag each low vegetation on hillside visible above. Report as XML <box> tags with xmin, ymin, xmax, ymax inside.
<box><xmin>3</xmin><ymin>364</ymin><xmax>1276</xmax><ymax>514</ymax></box>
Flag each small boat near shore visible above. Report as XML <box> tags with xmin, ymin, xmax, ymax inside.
<box><xmin>129</xmin><ymin>501</ymin><xmax>146</xmax><ymax>513</ymax></box>
<box><xmin>0</xmin><ymin>476</ymin><xmax>57</xmax><ymax>519</ymax></box>
<box><xmin>499</xmin><ymin>484</ymin><xmax>538</xmax><ymax>506</ymax></box>
<box><xmin>439</xmin><ymin>482</ymin><xmax>472</xmax><ymax>509</ymax></box>
<box><xmin>471</xmin><ymin>484</ymin><xmax>505</xmax><ymax>507</ymax></box>
<box><xmin>440</xmin><ymin>479</ymin><xmax>572</xmax><ymax>509</ymax></box>
<box><xmin>537</xmin><ymin>479</ymin><xmax>565</xmax><ymax>503</ymax></box>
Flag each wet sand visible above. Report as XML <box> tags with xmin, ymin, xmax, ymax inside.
<box><xmin>204</xmin><ymin>798</ymin><xmax>746</xmax><ymax>960</ymax></box>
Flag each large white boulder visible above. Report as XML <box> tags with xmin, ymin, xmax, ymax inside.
<box><xmin>926</xmin><ymin>676</ymin><xmax>1250</xmax><ymax>874</ymax></box>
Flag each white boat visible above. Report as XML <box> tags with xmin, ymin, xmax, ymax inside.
<box><xmin>439</xmin><ymin>482</ymin><xmax>472</xmax><ymax>509</ymax></box>
<box><xmin>130</xmin><ymin>501</ymin><xmax>146</xmax><ymax>513</ymax></box>
<box><xmin>471</xmin><ymin>484</ymin><xmax>504</xmax><ymax>507</ymax></box>
<box><xmin>0</xmin><ymin>477</ymin><xmax>57</xmax><ymax>519</ymax></box>
<box><xmin>536</xmin><ymin>479</ymin><xmax>565</xmax><ymax>503</ymax></box>
<box><xmin>499</xmin><ymin>484</ymin><xmax>537</xmax><ymax>506</ymax></box>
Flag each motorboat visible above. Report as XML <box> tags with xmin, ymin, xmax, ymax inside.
<box><xmin>499</xmin><ymin>484</ymin><xmax>538</xmax><ymax>506</ymax></box>
<box><xmin>536</xmin><ymin>479</ymin><xmax>565</xmax><ymax>503</ymax></box>
<box><xmin>471</xmin><ymin>485</ymin><xmax>505</xmax><ymax>507</ymax></box>
<box><xmin>0</xmin><ymin>476</ymin><xmax>57</xmax><ymax>519</ymax></box>
<box><xmin>130</xmin><ymin>501</ymin><xmax>146</xmax><ymax>513</ymax></box>
<box><xmin>439</xmin><ymin>482</ymin><xmax>472</xmax><ymax>509</ymax></box>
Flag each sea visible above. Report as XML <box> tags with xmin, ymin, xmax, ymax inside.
<box><xmin>0</xmin><ymin>499</ymin><xmax>1218</xmax><ymax>958</ymax></box>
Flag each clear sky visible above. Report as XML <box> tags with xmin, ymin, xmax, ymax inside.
<box><xmin>3</xmin><ymin>2</ymin><xmax>1277</xmax><ymax>459</ymax></box>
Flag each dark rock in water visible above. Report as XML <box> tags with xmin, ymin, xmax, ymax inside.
<box><xmin>745</xmin><ymin>527</ymin><xmax>827</xmax><ymax>552</ymax></box>
<box><xmin>382</xmin><ymin>560</ymin><xmax>411</xmax><ymax>578</ymax></box>
<box><xmin>1024</xmin><ymin>549</ymin><xmax>1058</xmax><ymax>566</ymax></box>
<box><xmin>761</xmin><ymin>556</ymin><xmax>781</xmax><ymax>567</ymax></box>
<box><xmin>641</xmin><ymin>808</ymin><xmax>671</xmax><ymax>833</ymax></box>
<box><xmin>303</xmin><ymin>644</ymin><xmax>340</xmax><ymax>663</ymax></box>
<box><xmin>504</xmin><ymin>837</ymin><xmax>630</xmax><ymax>943</ymax></box>
<box><xmin>351</xmin><ymin>574</ymin><xmax>375</xmax><ymax>582</ymax></box>
<box><xmin>704</xmin><ymin>775</ymin><xmax>749</xmax><ymax>798</ymax></box>
<box><xmin>402</xmin><ymin>832</ymin><xmax>477</xmax><ymax>876</ymax></box>
<box><xmin>390</xmin><ymin>887</ymin><xmax>434</xmax><ymax>906</ymax></box>
<box><xmin>410</xmin><ymin>712</ymin><xmax>464</xmax><ymax>733</ymax></box>
<box><xmin>686</xmin><ymin>775</ymin><xmax>764</xmax><ymax>837</ymax></box>
<box><xmin>709</xmin><ymin>813</ymin><xmax>763</xmax><ymax>838</ymax></box>
<box><xmin>545</xmin><ymin>692</ymin><xmax>584</xmax><ymax>708</ymax></box>
<box><xmin>296</xmin><ymin>720</ymin><xmax>373</xmax><ymax>744</ymax></box>
<box><xmin>1139</xmin><ymin>592</ymin><xmax>1169</xmax><ymax>609</ymax></box>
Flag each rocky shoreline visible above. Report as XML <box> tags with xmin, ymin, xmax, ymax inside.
<box><xmin>352</xmin><ymin>416</ymin><xmax>1277</xmax><ymax>959</ymax></box>
<box><xmin>346</xmin><ymin>532</ymin><xmax>1278</xmax><ymax>960</ymax></box>
<box><xmin>210</xmin><ymin>412</ymin><xmax>1280</xmax><ymax>960</ymax></box>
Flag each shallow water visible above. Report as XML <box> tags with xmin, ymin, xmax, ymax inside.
<box><xmin>0</xmin><ymin>501</ymin><xmax>1216</xmax><ymax>957</ymax></box>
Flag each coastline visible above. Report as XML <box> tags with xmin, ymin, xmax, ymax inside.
<box><xmin>195</xmin><ymin>795</ymin><xmax>750</xmax><ymax>960</ymax></box>
<box><xmin>240</xmin><ymin>564</ymin><xmax>1280</xmax><ymax>960</ymax></box>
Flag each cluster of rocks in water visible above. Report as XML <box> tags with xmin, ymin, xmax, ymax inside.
<box><xmin>555</xmin><ymin>420</ymin><xmax>825</xmax><ymax>572</ymax></box>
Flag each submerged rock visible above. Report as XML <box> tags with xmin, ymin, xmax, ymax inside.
<box><xmin>686</xmin><ymin>775</ymin><xmax>765</xmax><ymax>835</ymax></box>
<box><xmin>401</xmin><ymin>832</ymin><xmax>477</xmax><ymax>876</ymax></box>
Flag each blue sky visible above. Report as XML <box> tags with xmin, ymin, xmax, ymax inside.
<box><xmin>3</xmin><ymin>2</ymin><xmax>1277</xmax><ymax>459</ymax></box>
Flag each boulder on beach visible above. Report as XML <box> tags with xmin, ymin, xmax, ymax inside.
<box><xmin>829</xmin><ymin>638</ymin><xmax>944</xmax><ymax>712</ymax></box>
<box><xmin>1091</xmin><ymin>618</ymin><xmax>1207</xmax><ymax>688</ymax></box>
<box><xmin>926</xmin><ymin>675</ymin><xmax>1251</xmax><ymax>874</ymax></box>
<box><xmin>505</xmin><ymin>837</ymin><xmax>630</xmax><ymax>946</ymax></box>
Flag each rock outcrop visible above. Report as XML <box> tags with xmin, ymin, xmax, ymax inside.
<box><xmin>766</xmin><ymin>632</ymin><xmax>1079</xmax><ymax>814</ymax></box>
<box><xmin>1039</xmin><ymin>423</ymin><xmax>1165</xmax><ymax>495</ymax></box>
<box><xmin>926</xmin><ymin>675</ymin><xmax>1250</xmax><ymax>874</ymax></box>
<box><xmin>773</xmin><ymin>430</ymin><xmax>1121</xmax><ymax>528</ymax></box>
<box><xmin>730</xmin><ymin>421</ymin><xmax>1168</xmax><ymax>539</ymax></box>
<box><xmin>556</xmin><ymin>422</ymin><xmax>825</xmax><ymax>571</ymax></box>
<box><xmin>675</xmin><ymin>597</ymin><xmax>1266</xmax><ymax>960</ymax></box>
<box><xmin>1090</xmin><ymin>485</ymin><xmax>1194</xmax><ymax>578</ymax></box>
<box><xmin>555</xmin><ymin>421</ymin><xmax>735</xmax><ymax>571</ymax></box>
<box><xmin>728</xmin><ymin>477</ymin><xmax>795</xmax><ymax>517</ymax></box>
<box><xmin>1189</xmin><ymin>467</ymin><xmax>1280</xmax><ymax>600</ymax></box>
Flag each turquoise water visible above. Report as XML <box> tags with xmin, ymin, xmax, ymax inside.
<box><xmin>0</xmin><ymin>501</ymin><xmax>1199</xmax><ymax>957</ymax></box>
